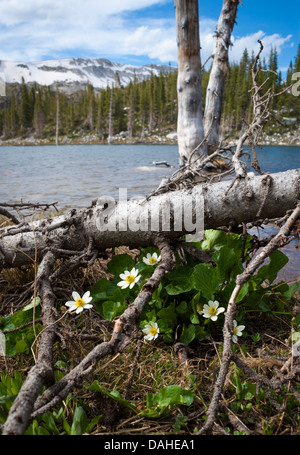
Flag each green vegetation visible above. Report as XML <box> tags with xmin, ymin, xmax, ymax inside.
<box><xmin>1</xmin><ymin>229</ymin><xmax>299</xmax><ymax>435</ymax></box>
<box><xmin>0</xmin><ymin>45</ymin><xmax>299</xmax><ymax>143</ymax></box>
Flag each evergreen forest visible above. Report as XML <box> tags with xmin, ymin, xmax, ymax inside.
<box><xmin>0</xmin><ymin>45</ymin><xmax>299</xmax><ymax>143</ymax></box>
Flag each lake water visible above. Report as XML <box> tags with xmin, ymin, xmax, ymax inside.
<box><xmin>0</xmin><ymin>143</ymin><xmax>299</xmax><ymax>282</ymax></box>
<box><xmin>0</xmin><ymin>143</ymin><xmax>299</xmax><ymax>208</ymax></box>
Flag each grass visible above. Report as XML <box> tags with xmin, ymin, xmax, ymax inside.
<box><xmin>0</xmin><ymin>246</ymin><xmax>300</xmax><ymax>436</ymax></box>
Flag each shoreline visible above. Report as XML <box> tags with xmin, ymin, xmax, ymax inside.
<box><xmin>1</xmin><ymin>138</ymin><xmax>300</xmax><ymax>148</ymax></box>
<box><xmin>0</xmin><ymin>128</ymin><xmax>299</xmax><ymax>148</ymax></box>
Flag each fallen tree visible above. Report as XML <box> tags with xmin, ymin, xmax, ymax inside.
<box><xmin>1</xmin><ymin>169</ymin><xmax>299</xmax><ymax>270</ymax></box>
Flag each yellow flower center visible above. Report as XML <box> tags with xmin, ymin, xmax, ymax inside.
<box><xmin>149</xmin><ymin>327</ymin><xmax>157</xmax><ymax>336</ymax></box>
<box><xmin>149</xmin><ymin>257</ymin><xmax>157</xmax><ymax>264</ymax></box>
<box><xmin>208</xmin><ymin>306</ymin><xmax>217</xmax><ymax>316</ymax></box>
<box><xmin>126</xmin><ymin>275</ymin><xmax>135</xmax><ymax>284</ymax></box>
<box><xmin>233</xmin><ymin>327</ymin><xmax>237</xmax><ymax>334</ymax></box>
<box><xmin>76</xmin><ymin>298</ymin><xmax>85</xmax><ymax>308</ymax></box>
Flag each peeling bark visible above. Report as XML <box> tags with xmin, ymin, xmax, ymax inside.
<box><xmin>175</xmin><ymin>0</ymin><xmax>206</xmax><ymax>164</ymax></box>
<box><xmin>204</xmin><ymin>0</ymin><xmax>240</xmax><ymax>152</ymax></box>
<box><xmin>0</xmin><ymin>169</ymin><xmax>299</xmax><ymax>270</ymax></box>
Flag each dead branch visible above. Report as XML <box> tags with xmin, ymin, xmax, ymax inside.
<box><xmin>2</xmin><ymin>235</ymin><xmax>175</xmax><ymax>434</ymax></box>
<box><xmin>197</xmin><ymin>202</ymin><xmax>300</xmax><ymax>434</ymax></box>
<box><xmin>3</xmin><ymin>251</ymin><xmax>57</xmax><ymax>435</ymax></box>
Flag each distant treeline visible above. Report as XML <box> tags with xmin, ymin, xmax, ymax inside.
<box><xmin>0</xmin><ymin>45</ymin><xmax>299</xmax><ymax>141</ymax></box>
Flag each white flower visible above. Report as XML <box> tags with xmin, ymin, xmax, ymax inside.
<box><xmin>65</xmin><ymin>291</ymin><xmax>93</xmax><ymax>314</ymax></box>
<box><xmin>202</xmin><ymin>300</ymin><xmax>225</xmax><ymax>322</ymax></box>
<box><xmin>196</xmin><ymin>304</ymin><xmax>204</xmax><ymax>315</ymax></box>
<box><xmin>142</xmin><ymin>321</ymin><xmax>159</xmax><ymax>341</ymax></box>
<box><xmin>117</xmin><ymin>267</ymin><xmax>141</xmax><ymax>289</ymax></box>
<box><xmin>143</xmin><ymin>252</ymin><xmax>161</xmax><ymax>266</ymax></box>
<box><xmin>232</xmin><ymin>320</ymin><xmax>245</xmax><ymax>343</ymax></box>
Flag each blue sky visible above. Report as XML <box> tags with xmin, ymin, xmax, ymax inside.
<box><xmin>0</xmin><ymin>0</ymin><xmax>298</xmax><ymax>73</ymax></box>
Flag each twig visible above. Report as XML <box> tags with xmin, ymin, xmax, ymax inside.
<box><xmin>198</xmin><ymin>203</ymin><xmax>300</xmax><ymax>434</ymax></box>
<box><xmin>7</xmin><ymin>235</ymin><xmax>175</xmax><ymax>427</ymax></box>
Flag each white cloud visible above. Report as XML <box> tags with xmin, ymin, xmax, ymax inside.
<box><xmin>0</xmin><ymin>0</ymin><xmax>294</xmax><ymax>68</ymax></box>
<box><xmin>230</xmin><ymin>31</ymin><xmax>293</xmax><ymax>63</ymax></box>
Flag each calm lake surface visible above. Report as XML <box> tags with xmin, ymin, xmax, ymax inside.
<box><xmin>1</xmin><ymin>143</ymin><xmax>300</xmax><ymax>208</ymax></box>
<box><xmin>0</xmin><ymin>143</ymin><xmax>299</xmax><ymax>281</ymax></box>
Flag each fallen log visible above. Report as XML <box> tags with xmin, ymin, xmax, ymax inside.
<box><xmin>1</xmin><ymin>168</ymin><xmax>299</xmax><ymax>270</ymax></box>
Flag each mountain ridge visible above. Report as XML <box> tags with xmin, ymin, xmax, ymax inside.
<box><xmin>0</xmin><ymin>57</ymin><xmax>174</xmax><ymax>92</ymax></box>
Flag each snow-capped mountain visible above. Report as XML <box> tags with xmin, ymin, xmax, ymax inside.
<box><xmin>0</xmin><ymin>57</ymin><xmax>173</xmax><ymax>91</ymax></box>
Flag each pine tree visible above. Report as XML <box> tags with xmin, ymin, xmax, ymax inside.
<box><xmin>33</xmin><ymin>90</ymin><xmax>44</xmax><ymax>138</ymax></box>
<box><xmin>20</xmin><ymin>79</ymin><xmax>33</xmax><ymax>130</ymax></box>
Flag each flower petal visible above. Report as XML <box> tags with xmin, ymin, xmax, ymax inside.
<box><xmin>131</xmin><ymin>268</ymin><xmax>138</xmax><ymax>277</ymax></box>
<box><xmin>117</xmin><ymin>281</ymin><xmax>128</xmax><ymax>289</ymax></box>
<box><xmin>67</xmin><ymin>304</ymin><xmax>77</xmax><ymax>312</ymax></box>
<box><xmin>82</xmin><ymin>291</ymin><xmax>90</xmax><ymax>301</ymax></box>
<box><xmin>72</xmin><ymin>291</ymin><xmax>81</xmax><ymax>301</ymax></box>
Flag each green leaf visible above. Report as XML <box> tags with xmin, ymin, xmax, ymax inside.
<box><xmin>15</xmin><ymin>339</ymin><xmax>29</xmax><ymax>355</ymax></box>
<box><xmin>62</xmin><ymin>416</ymin><xmax>71</xmax><ymax>435</ymax></box>
<box><xmin>88</xmin><ymin>381</ymin><xmax>137</xmax><ymax>413</ymax></box>
<box><xmin>102</xmin><ymin>301</ymin><xmax>127</xmax><ymax>321</ymax></box>
<box><xmin>180</xmin><ymin>324</ymin><xmax>196</xmax><ymax>346</ymax></box>
<box><xmin>106</xmin><ymin>254</ymin><xmax>135</xmax><ymax>277</ymax></box>
<box><xmin>42</xmin><ymin>413</ymin><xmax>60</xmax><ymax>435</ymax></box>
<box><xmin>258</xmin><ymin>296</ymin><xmax>271</xmax><ymax>313</ymax></box>
<box><xmin>212</xmin><ymin>246</ymin><xmax>239</xmax><ymax>281</ymax></box>
<box><xmin>70</xmin><ymin>406</ymin><xmax>88</xmax><ymax>435</ymax></box>
<box><xmin>283</xmin><ymin>282</ymin><xmax>299</xmax><ymax>301</ymax></box>
<box><xmin>86</xmin><ymin>414</ymin><xmax>103</xmax><ymax>433</ymax></box>
<box><xmin>90</xmin><ymin>278</ymin><xmax>110</xmax><ymax>297</ymax></box>
<box><xmin>201</xmin><ymin>229</ymin><xmax>227</xmax><ymax>250</ymax></box>
<box><xmin>165</xmin><ymin>280</ymin><xmax>193</xmax><ymax>295</ymax></box>
<box><xmin>192</xmin><ymin>263</ymin><xmax>221</xmax><ymax>300</ymax></box>
<box><xmin>236</xmin><ymin>282</ymin><xmax>249</xmax><ymax>303</ymax></box>
<box><xmin>176</xmin><ymin>301</ymin><xmax>188</xmax><ymax>315</ymax></box>
<box><xmin>23</xmin><ymin>296</ymin><xmax>41</xmax><ymax>311</ymax></box>
<box><xmin>157</xmin><ymin>302</ymin><xmax>177</xmax><ymax>327</ymax></box>
<box><xmin>165</xmin><ymin>265</ymin><xmax>194</xmax><ymax>295</ymax></box>
<box><xmin>141</xmin><ymin>385</ymin><xmax>194</xmax><ymax>418</ymax></box>
<box><xmin>256</xmin><ymin>250</ymin><xmax>289</xmax><ymax>284</ymax></box>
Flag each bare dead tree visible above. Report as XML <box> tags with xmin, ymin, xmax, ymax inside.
<box><xmin>175</xmin><ymin>0</ymin><xmax>206</xmax><ymax>165</ymax></box>
<box><xmin>175</xmin><ymin>0</ymin><xmax>240</xmax><ymax>164</ymax></box>
<box><xmin>203</xmin><ymin>0</ymin><xmax>241</xmax><ymax>153</ymax></box>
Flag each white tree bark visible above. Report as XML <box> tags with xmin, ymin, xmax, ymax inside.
<box><xmin>1</xmin><ymin>169</ymin><xmax>299</xmax><ymax>270</ymax></box>
<box><xmin>175</xmin><ymin>0</ymin><xmax>206</xmax><ymax>165</ymax></box>
<box><xmin>203</xmin><ymin>0</ymin><xmax>240</xmax><ymax>152</ymax></box>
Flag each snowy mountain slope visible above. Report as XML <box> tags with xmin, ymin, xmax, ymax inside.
<box><xmin>0</xmin><ymin>57</ymin><xmax>173</xmax><ymax>90</ymax></box>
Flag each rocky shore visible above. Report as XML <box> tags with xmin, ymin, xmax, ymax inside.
<box><xmin>0</xmin><ymin>126</ymin><xmax>299</xmax><ymax>147</ymax></box>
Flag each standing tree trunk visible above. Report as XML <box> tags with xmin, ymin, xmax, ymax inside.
<box><xmin>203</xmin><ymin>0</ymin><xmax>240</xmax><ymax>152</ymax></box>
<box><xmin>175</xmin><ymin>0</ymin><xmax>206</xmax><ymax>165</ymax></box>
<box><xmin>55</xmin><ymin>86</ymin><xmax>59</xmax><ymax>146</ymax></box>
